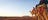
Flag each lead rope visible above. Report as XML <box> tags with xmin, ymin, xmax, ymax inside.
<box><xmin>43</xmin><ymin>10</ymin><xmax>48</xmax><ymax>20</ymax></box>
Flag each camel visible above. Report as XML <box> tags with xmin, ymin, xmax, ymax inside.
<box><xmin>30</xmin><ymin>3</ymin><xmax>48</xmax><ymax>20</ymax></box>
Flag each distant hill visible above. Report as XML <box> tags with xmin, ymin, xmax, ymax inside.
<box><xmin>0</xmin><ymin>16</ymin><xmax>37</xmax><ymax>20</ymax></box>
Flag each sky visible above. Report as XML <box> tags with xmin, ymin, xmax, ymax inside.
<box><xmin>0</xmin><ymin>0</ymin><xmax>40</xmax><ymax>17</ymax></box>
